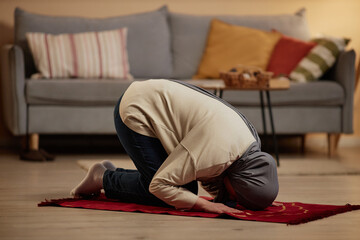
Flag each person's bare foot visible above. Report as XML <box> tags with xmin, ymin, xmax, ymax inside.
<box><xmin>101</xmin><ymin>160</ymin><xmax>117</xmax><ymax>171</ymax></box>
<box><xmin>70</xmin><ymin>163</ymin><xmax>106</xmax><ymax>198</ymax></box>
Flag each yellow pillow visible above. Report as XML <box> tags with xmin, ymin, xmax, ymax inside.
<box><xmin>193</xmin><ymin>19</ymin><xmax>281</xmax><ymax>79</ymax></box>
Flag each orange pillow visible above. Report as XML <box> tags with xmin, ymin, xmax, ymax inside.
<box><xmin>266</xmin><ymin>33</ymin><xmax>317</xmax><ymax>77</ymax></box>
<box><xmin>193</xmin><ymin>19</ymin><xmax>281</xmax><ymax>79</ymax></box>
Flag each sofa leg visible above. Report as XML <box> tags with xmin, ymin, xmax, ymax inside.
<box><xmin>327</xmin><ymin>133</ymin><xmax>341</xmax><ymax>157</ymax></box>
<box><xmin>20</xmin><ymin>133</ymin><xmax>55</xmax><ymax>161</ymax></box>
<box><xmin>29</xmin><ymin>133</ymin><xmax>39</xmax><ymax>150</ymax></box>
<box><xmin>300</xmin><ymin>134</ymin><xmax>306</xmax><ymax>154</ymax></box>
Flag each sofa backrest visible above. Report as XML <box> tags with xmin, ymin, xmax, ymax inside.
<box><xmin>14</xmin><ymin>6</ymin><xmax>173</xmax><ymax>79</ymax></box>
<box><xmin>169</xmin><ymin>9</ymin><xmax>311</xmax><ymax>79</ymax></box>
<box><xmin>14</xmin><ymin>7</ymin><xmax>312</xmax><ymax>80</ymax></box>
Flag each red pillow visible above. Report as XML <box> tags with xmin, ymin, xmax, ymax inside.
<box><xmin>266</xmin><ymin>33</ymin><xmax>317</xmax><ymax>77</ymax></box>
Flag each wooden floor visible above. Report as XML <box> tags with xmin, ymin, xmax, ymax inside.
<box><xmin>1</xmin><ymin>135</ymin><xmax>360</xmax><ymax>240</ymax></box>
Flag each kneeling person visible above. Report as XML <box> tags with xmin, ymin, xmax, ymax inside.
<box><xmin>71</xmin><ymin>79</ymin><xmax>279</xmax><ymax>213</ymax></box>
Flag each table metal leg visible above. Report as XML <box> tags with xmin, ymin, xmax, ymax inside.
<box><xmin>213</xmin><ymin>89</ymin><xmax>223</xmax><ymax>98</ymax></box>
<box><xmin>219</xmin><ymin>89</ymin><xmax>224</xmax><ymax>98</ymax></box>
<box><xmin>265</xmin><ymin>91</ymin><xmax>280</xmax><ymax>166</ymax></box>
<box><xmin>259</xmin><ymin>91</ymin><xmax>267</xmax><ymax>151</ymax></box>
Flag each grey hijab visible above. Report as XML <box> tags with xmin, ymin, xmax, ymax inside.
<box><xmin>215</xmin><ymin>142</ymin><xmax>279</xmax><ymax>210</ymax></box>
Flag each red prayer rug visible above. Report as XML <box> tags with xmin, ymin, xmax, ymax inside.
<box><xmin>38</xmin><ymin>195</ymin><xmax>360</xmax><ymax>225</ymax></box>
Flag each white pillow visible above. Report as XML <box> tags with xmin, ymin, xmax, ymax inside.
<box><xmin>26</xmin><ymin>28</ymin><xmax>133</xmax><ymax>80</ymax></box>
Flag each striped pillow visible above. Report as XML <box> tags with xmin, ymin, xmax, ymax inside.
<box><xmin>289</xmin><ymin>37</ymin><xmax>349</xmax><ymax>82</ymax></box>
<box><xmin>26</xmin><ymin>28</ymin><xmax>132</xmax><ymax>80</ymax></box>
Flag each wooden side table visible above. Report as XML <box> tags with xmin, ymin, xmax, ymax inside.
<box><xmin>185</xmin><ymin>79</ymin><xmax>290</xmax><ymax>166</ymax></box>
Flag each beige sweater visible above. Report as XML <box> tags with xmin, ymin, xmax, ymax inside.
<box><xmin>119</xmin><ymin>79</ymin><xmax>256</xmax><ymax>209</ymax></box>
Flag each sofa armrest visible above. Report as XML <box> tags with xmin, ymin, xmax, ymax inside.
<box><xmin>1</xmin><ymin>44</ymin><xmax>27</xmax><ymax>135</ymax></box>
<box><xmin>332</xmin><ymin>49</ymin><xmax>356</xmax><ymax>133</ymax></box>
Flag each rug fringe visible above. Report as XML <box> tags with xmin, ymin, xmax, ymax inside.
<box><xmin>38</xmin><ymin>194</ymin><xmax>110</xmax><ymax>207</ymax></box>
<box><xmin>288</xmin><ymin>204</ymin><xmax>360</xmax><ymax>225</ymax></box>
<box><xmin>38</xmin><ymin>197</ymin><xmax>80</xmax><ymax>207</ymax></box>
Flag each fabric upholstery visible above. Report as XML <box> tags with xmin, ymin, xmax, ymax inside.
<box><xmin>170</xmin><ymin>9</ymin><xmax>311</xmax><ymax>79</ymax></box>
<box><xmin>26</xmin><ymin>28</ymin><xmax>132</xmax><ymax>79</ymax></box>
<box><xmin>193</xmin><ymin>19</ymin><xmax>281</xmax><ymax>79</ymax></box>
<box><xmin>28</xmin><ymin>105</ymin><xmax>116</xmax><ymax>134</ymax></box>
<box><xmin>266</xmin><ymin>34</ymin><xmax>317</xmax><ymax>77</ymax></box>
<box><xmin>27</xmin><ymin>105</ymin><xmax>342</xmax><ymax>134</ymax></box>
<box><xmin>238</xmin><ymin>106</ymin><xmax>342</xmax><ymax>134</ymax></box>
<box><xmin>290</xmin><ymin>37</ymin><xmax>349</xmax><ymax>82</ymax></box>
<box><xmin>331</xmin><ymin>50</ymin><xmax>356</xmax><ymax>133</ymax></box>
<box><xmin>0</xmin><ymin>45</ymin><xmax>27</xmax><ymax>135</ymax></box>
<box><xmin>26</xmin><ymin>79</ymin><xmax>343</xmax><ymax>107</ymax></box>
<box><xmin>14</xmin><ymin>6</ymin><xmax>172</xmax><ymax>79</ymax></box>
<box><xmin>222</xmin><ymin>81</ymin><xmax>344</xmax><ymax>107</ymax></box>
<box><xmin>26</xmin><ymin>79</ymin><xmax>140</xmax><ymax>105</ymax></box>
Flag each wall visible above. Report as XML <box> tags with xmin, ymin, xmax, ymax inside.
<box><xmin>0</xmin><ymin>0</ymin><xmax>359</xmax><ymax>146</ymax></box>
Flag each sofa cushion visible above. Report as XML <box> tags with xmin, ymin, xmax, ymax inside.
<box><xmin>266</xmin><ymin>33</ymin><xmax>317</xmax><ymax>77</ymax></box>
<box><xmin>290</xmin><ymin>37</ymin><xmax>350</xmax><ymax>82</ymax></box>
<box><xmin>26</xmin><ymin>79</ymin><xmax>141</xmax><ymax>105</ymax></box>
<box><xmin>221</xmin><ymin>81</ymin><xmax>344</xmax><ymax>106</ymax></box>
<box><xmin>26</xmin><ymin>79</ymin><xmax>344</xmax><ymax>107</ymax></box>
<box><xmin>193</xmin><ymin>19</ymin><xmax>281</xmax><ymax>79</ymax></box>
<box><xmin>26</xmin><ymin>28</ymin><xmax>132</xmax><ymax>79</ymax></box>
<box><xmin>15</xmin><ymin>6</ymin><xmax>172</xmax><ymax>79</ymax></box>
<box><xmin>170</xmin><ymin>9</ymin><xmax>311</xmax><ymax>79</ymax></box>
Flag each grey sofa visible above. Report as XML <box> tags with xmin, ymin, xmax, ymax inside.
<box><xmin>1</xmin><ymin>6</ymin><xmax>356</xmax><ymax>154</ymax></box>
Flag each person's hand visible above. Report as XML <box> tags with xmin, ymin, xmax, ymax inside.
<box><xmin>272</xmin><ymin>202</ymin><xmax>283</xmax><ymax>207</ymax></box>
<box><xmin>191</xmin><ymin>197</ymin><xmax>243</xmax><ymax>214</ymax></box>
